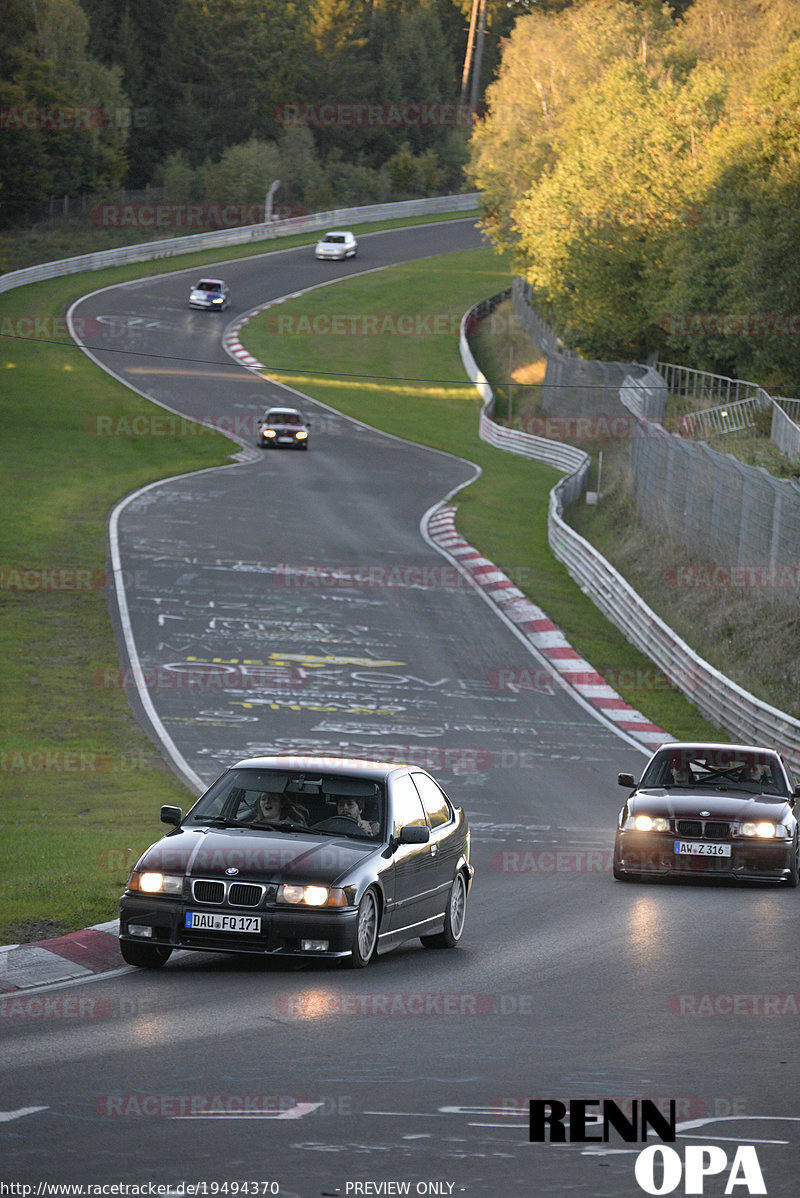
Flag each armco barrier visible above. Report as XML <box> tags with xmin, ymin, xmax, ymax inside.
<box><xmin>459</xmin><ymin>294</ymin><xmax>800</xmax><ymax>767</ymax></box>
<box><xmin>0</xmin><ymin>193</ymin><xmax>479</xmax><ymax>295</ymax></box>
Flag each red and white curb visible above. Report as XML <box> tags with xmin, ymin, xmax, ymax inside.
<box><xmin>225</xmin><ymin>292</ymin><xmax>308</xmax><ymax>371</ymax></box>
<box><xmin>426</xmin><ymin>506</ymin><xmax>671</xmax><ymax>751</ymax></box>
<box><xmin>0</xmin><ymin>921</ymin><xmax>121</xmax><ymax>993</ymax></box>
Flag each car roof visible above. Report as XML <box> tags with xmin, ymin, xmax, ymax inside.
<box><xmin>651</xmin><ymin>742</ymin><xmax>782</xmax><ymax>757</ymax></box>
<box><xmin>231</xmin><ymin>755</ymin><xmax>418</xmax><ymax>781</ymax></box>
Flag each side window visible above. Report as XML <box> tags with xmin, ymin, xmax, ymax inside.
<box><xmin>391</xmin><ymin>774</ymin><xmax>427</xmax><ymax>836</ymax></box>
<box><xmin>411</xmin><ymin>773</ymin><xmax>452</xmax><ymax>830</ymax></box>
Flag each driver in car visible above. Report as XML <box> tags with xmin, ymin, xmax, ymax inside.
<box><xmin>337</xmin><ymin>796</ymin><xmax>378</xmax><ymax>835</ymax></box>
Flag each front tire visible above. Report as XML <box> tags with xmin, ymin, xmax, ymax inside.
<box><xmin>421</xmin><ymin>871</ymin><xmax>468</xmax><ymax>949</ymax></box>
<box><xmin>348</xmin><ymin>889</ymin><xmax>379</xmax><ymax>968</ymax></box>
<box><xmin>120</xmin><ymin>940</ymin><xmax>172</xmax><ymax>968</ymax></box>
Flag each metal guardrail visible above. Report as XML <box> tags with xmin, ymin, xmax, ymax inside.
<box><xmin>677</xmin><ymin>396</ymin><xmax>762</xmax><ymax>438</ymax></box>
<box><xmin>460</xmin><ymin>293</ymin><xmax>800</xmax><ymax>768</ymax></box>
<box><xmin>459</xmin><ymin>294</ymin><xmax>589</xmax><ymax>481</ymax></box>
<box><xmin>0</xmin><ymin>193</ymin><xmax>480</xmax><ymax>294</ymax></box>
<box><xmin>655</xmin><ymin>358</ymin><xmax>800</xmax><ymax>461</ymax></box>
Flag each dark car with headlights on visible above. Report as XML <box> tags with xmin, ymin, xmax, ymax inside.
<box><xmin>188</xmin><ymin>278</ymin><xmax>230</xmax><ymax>310</ymax></box>
<box><xmin>613</xmin><ymin>742</ymin><xmax>799</xmax><ymax>885</ymax></box>
<box><xmin>119</xmin><ymin>756</ymin><xmax>473</xmax><ymax>969</ymax></box>
<box><xmin>257</xmin><ymin>407</ymin><xmax>310</xmax><ymax>449</ymax></box>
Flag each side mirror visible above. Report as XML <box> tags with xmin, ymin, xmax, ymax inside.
<box><xmin>160</xmin><ymin>805</ymin><xmax>182</xmax><ymax>825</ymax></box>
<box><xmin>397</xmin><ymin>825</ymin><xmax>430</xmax><ymax>845</ymax></box>
<box><xmin>618</xmin><ymin>773</ymin><xmax>636</xmax><ymax>788</ymax></box>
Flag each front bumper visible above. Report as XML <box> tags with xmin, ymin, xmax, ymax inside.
<box><xmin>119</xmin><ymin>894</ymin><xmax>358</xmax><ymax>959</ymax></box>
<box><xmin>614</xmin><ymin>832</ymin><xmax>794</xmax><ymax>882</ymax></box>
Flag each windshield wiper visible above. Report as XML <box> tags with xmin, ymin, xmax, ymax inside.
<box><xmin>191</xmin><ymin>817</ymin><xmax>242</xmax><ymax>827</ymax></box>
<box><xmin>249</xmin><ymin>820</ymin><xmax>313</xmax><ymax>833</ymax></box>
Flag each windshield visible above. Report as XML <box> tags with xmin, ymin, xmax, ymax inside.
<box><xmin>640</xmin><ymin>748</ymin><xmax>786</xmax><ymax>795</ymax></box>
<box><xmin>266</xmin><ymin>411</ymin><xmax>301</xmax><ymax>424</ymax></box>
<box><xmin>188</xmin><ymin>768</ymin><xmax>384</xmax><ymax>838</ymax></box>
<box><xmin>196</xmin><ymin>280</ymin><xmax>222</xmax><ymax>291</ymax></box>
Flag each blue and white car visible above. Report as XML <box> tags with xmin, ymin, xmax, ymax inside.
<box><xmin>189</xmin><ymin>278</ymin><xmax>230</xmax><ymax>310</ymax></box>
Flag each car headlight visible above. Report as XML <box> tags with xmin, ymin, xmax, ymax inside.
<box><xmin>128</xmin><ymin>870</ymin><xmax>184</xmax><ymax>895</ymax></box>
<box><xmin>740</xmin><ymin>821</ymin><xmax>779</xmax><ymax>838</ymax></box>
<box><xmin>263</xmin><ymin>429</ymin><xmax>276</xmax><ymax>437</ymax></box>
<box><xmin>277</xmin><ymin>884</ymin><xmax>347</xmax><ymax>907</ymax></box>
<box><xmin>295</xmin><ymin>430</ymin><xmax>308</xmax><ymax>440</ymax></box>
<box><xmin>632</xmin><ymin>815</ymin><xmax>670</xmax><ymax>832</ymax></box>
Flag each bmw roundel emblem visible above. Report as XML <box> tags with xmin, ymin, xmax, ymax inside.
<box><xmin>700</xmin><ymin>811</ymin><xmax>711</xmax><ymax>817</ymax></box>
<box><xmin>225</xmin><ymin>866</ymin><xmax>239</xmax><ymax>876</ymax></box>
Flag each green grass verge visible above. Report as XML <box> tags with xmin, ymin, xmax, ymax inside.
<box><xmin>239</xmin><ymin>248</ymin><xmax>723</xmax><ymax>745</ymax></box>
<box><xmin>0</xmin><ymin>212</ymin><xmax>472</xmax><ymax>944</ymax></box>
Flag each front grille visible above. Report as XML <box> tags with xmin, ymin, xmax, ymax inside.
<box><xmin>228</xmin><ymin>883</ymin><xmax>264</xmax><ymax>907</ymax></box>
<box><xmin>675</xmin><ymin>819</ymin><xmax>731</xmax><ymax>840</ymax></box>
<box><xmin>193</xmin><ymin>879</ymin><xmax>224</xmax><ymax>904</ymax></box>
<box><xmin>190</xmin><ymin>878</ymin><xmax>266</xmax><ymax>907</ymax></box>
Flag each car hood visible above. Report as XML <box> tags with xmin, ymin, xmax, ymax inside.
<box><xmin>138</xmin><ymin>826</ymin><xmax>378</xmax><ymax>885</ymax></box>
<box><xmin>631</xmin><ymin>789</ymin><xmax>790</xmax><ymax>820</ymax></box>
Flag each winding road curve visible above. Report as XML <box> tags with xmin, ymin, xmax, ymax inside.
<box><xmin>2</xmin><ymin>221</ymin><xmax>798</xmax><ymax>1197</ymax></box>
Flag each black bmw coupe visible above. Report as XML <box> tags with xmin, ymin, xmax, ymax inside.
<box><xmin>119</xmin><ymin>756</ymin><xmax>473</xmax><ymax>968</ymax></box>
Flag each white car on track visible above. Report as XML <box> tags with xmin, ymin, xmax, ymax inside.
<box><xmin>315</xmin><ymin>231</ymin><xmax>358</xmax><ymax>260</ymax></box>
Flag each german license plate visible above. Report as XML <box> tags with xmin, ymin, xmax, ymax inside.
<box><xmin>674</xmin><ymin>841</ymin><xmax>731</xmax><ymax>857</ymax></box>
<box><xmin>185</xmin><ymin>912</ymin><xmax>261</xmax><ymax>933</ymax></box>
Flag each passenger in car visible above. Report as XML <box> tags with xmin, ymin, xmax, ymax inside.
<box><xmin>254</xmin><ymin>792</ymin><xmax>307</xmax><ymax>825</ymax></box>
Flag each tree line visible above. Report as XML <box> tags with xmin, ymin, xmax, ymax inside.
<box><xmin>469</xmin><ymin>0</ymin><xmax>800</xmax><ymax>393</ymax></box>
<box><xmin>0</xmin><ymin>0</ymin><xmax>531</xmax><ymax>229</ymax></box>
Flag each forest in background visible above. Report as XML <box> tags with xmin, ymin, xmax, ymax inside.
<box><xmin>3</xmin><ymin>0</ymin><xmax>799</xmax><ymax>390</ymax></box>
<box><xmin>0</xmin><ymin>0</ymin><xmax>535</xmax><ymax>225</ymax></box>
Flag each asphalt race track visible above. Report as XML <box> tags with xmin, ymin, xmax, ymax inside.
<box><xmin>2</xmin><ymin>221</ymin><xmax>799</xmax><ymax>1197</ymax></box>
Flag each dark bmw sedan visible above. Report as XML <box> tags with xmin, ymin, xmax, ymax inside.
<box><xmin>613</xmin><ymin>742</ymin><xmax>800</xmax><ymax>885</ymax></box>
<box><xmin>119</xmin><ymin>756</ymin><xmax>473</xmax><ymax>969</ymax></box>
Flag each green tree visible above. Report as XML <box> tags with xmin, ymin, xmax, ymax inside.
<box><xmin>0</xmin><ymin>0</ymin><xmax>129</xmax><ymax>226</ymax></box>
